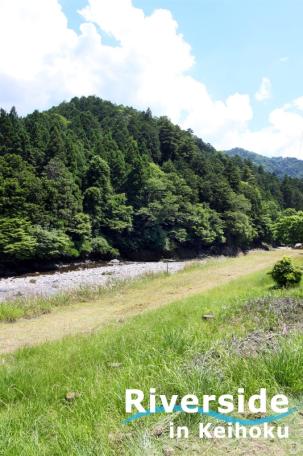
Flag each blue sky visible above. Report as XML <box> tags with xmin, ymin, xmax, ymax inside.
<box><xmin>1</xmin><ymin>0</ymin><xmax>303</xmax><ymax>157</ymax></box>
<box><xmin>60</xmin><ymin>0</ymin><xmax>303</xmax><ymax>132</ymax></box>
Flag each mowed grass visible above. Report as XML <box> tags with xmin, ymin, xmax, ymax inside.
<box><xmin>0</xmin><ymin>264</ymin><xmax>303</xmax><ymax>454</ymax></box>
<box><xmin>0</xmin><ymin>257</ymin><xmax>242</xmax><ymax>322</ymax></box>
<box><xmin>0</xmin><ymin>249</ymin><xmax>300</xmax><ymax>324</ymax></box>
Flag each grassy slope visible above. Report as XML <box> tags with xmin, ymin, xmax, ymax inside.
<box><xmin>0</xmin><ymin>250</ymin><xmax>301</xmax><ymax>355</ymax></box>
<box><xmin>0</xmin><ymin>260</ymin><xmax>303</xmax><ymax>455</ymax></box>
<box><xmin>0</xmin><ymin>250</ymin><xmax>299</xmax><ymax>324</ymax></box>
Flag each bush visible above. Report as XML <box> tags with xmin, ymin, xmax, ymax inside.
<box><xmin>270</xmin><ymin>256</ymin><xmax>302</xmax><ymax>288</ymax></box>
<box><xmin>0</xmin><ymin>217</ymin><xmax>37</xmax><ymax>260</ymax></box>
<box><xmin>91</xmin><ymin>236</ymin><xmax>119</xmax><ymax>259</ymax></box>
<box><xmin>32</xmin><ymin>226</ymin><xmax>78</xmax><ymax>259</ymax></box>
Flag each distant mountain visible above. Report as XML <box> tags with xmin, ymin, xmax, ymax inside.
<box><xmin>225</xmin><ymin>148</ymin><xmax>303</xmax><ymax>179</ymax></box>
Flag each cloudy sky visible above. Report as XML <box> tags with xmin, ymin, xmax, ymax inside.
<box><xmin>1</xmin><ymin>0</ymin><xmax>303</xmax><ymax>158</ymax></box>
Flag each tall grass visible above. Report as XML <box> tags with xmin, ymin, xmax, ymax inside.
<box><xmin>0</xmin><ymin>273</ymin><xmax>164</xmax><ymax>322</ymax></box>
<box><xmin>0</xmin><ymin>268</ymin><xmax>302</xmax><ymax>454</ymax></box>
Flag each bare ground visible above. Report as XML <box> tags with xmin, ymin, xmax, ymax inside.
<box><xmin>0</xmin><ymin>249</ymin><xmax>300</xmax><ymax>354</ymax></box>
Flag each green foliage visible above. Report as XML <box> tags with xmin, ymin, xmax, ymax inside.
<box><xmin>272</xmin><ymin>211</ymin><xmax>303</xmax><ymax>245</ymax></box>
<box><xmin>224</xmin><ymin>211</ymin><xmax>257</xmax><ymax>248</ymax></box>
<box><xmin>188</xmin><ymin>204</ymin><xmax>225</xmax><ymax>246</ymax></box>
<box><xmin>226</xmin><ymin>147</ymin><xmax>303</xmax><ymax>179</ymax></box>
<box><xmin>32</xmin><ymin>226</ymin><xmax>77</xmax><ymax>259</ymax></box>
<box><xmin>270</xmin><ymin>256</ymin><xmax>302</xmax><ymax>287</ymax></box>
<box><xmin>1</xmin><ymin>96</ymin><xmax>303</xmax><ymax>265</ymax></box>
<box><xmin>91</xmin><ymin>236</ymin><xmax>118</xmax><ymax>258</ymax></box>
<box><xmin>0</xmin><ymin>217</ymin><xmax>37</xmax><ymax>260</ymax></box>
<box><xmin>66</xmin><ymin>213</ymin><xmax>92</xmax><ymax>255</ymax></box>
<box><xmin>0</xmin><ymin>218</ymin><xmax>77</xmax><ymax>261</ymax></box>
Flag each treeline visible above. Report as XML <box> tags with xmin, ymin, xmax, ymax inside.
<box><xmin>1</xmin><ymin>96</ymin><xmax>303</xmax><ymax>270</ymax></box>
<box><xmin>225</xmin><ymin>148</ymin><xmax>303</xmax><ymax>179</ymax></box>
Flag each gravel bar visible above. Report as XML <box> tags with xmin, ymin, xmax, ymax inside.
<box><xmin>0</xmin><ymin>261</ymin><xmax>192</xmax><ymax>302</ymax></box>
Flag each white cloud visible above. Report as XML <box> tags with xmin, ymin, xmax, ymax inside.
<box><xmin>219</xmin><ymin>102</ymin><xmax>303</xmax><ymax>158</ymax></box>
<box><xmin>294</xmin><ymin>97</ymin><xmax>303</xmax><ymax>111</ymax></box>
<box><xmin>0</xmin><ymin>0</ymin><xmax>302</xmax><ymax>158</ymax></box>
<box><xmin>255</xmin><ymin>77</ymin><xmax>272</xmax><ymax>101</ymax></box>
<box><xmin>223</xmin><ymin>97</ymin><xmax>303</xmax><ymax>159</ymax></box>
<box><xmin>0</xmin><ymin>0</ymin><xmax>76</xmax><ymax>79</ymax></box>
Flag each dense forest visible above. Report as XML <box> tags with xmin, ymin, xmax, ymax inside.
<box><xmin>225</xmin><ymin>147</ymin><xmax>303</xmax><ymax>179</ymax></box>
<box><xmin>1</xmin><ymin>96</ymin><xmax>303</xmax><ymax>272</ymax></box>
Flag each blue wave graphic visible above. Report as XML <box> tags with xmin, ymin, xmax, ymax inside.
<box><xmin>123</xmin><ymin>405</ymin><xmax>298</xmax><ymax>425</ymax></box>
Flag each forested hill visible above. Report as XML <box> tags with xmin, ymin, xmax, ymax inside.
<box><xmin>225</xmin><ymin>147</ymin><xmax>303</xmax><ymax>179</ymax></box>
<box><xmin>1</xmin><ymin>96</ymin><xmax>303</xmax><ymax>270</ymax></box>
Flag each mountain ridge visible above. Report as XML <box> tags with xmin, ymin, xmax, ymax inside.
<box><xmin>225</xmin><ymin>148</ymin><xmax>303</xmax><ymax>179</ymax></box>
<box><xmin>1</xmin><ymin>96</ymin><xmax>303</xmax><ymax>270</ymax></box>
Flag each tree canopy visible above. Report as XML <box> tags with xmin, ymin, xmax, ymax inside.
<box><xmin>1</xmin><ymin>96</ymin><xmax>303</xmax><ymax>268</ymax></box>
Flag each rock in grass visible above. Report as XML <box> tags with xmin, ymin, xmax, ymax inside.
<box><xmin>163</xmin><ymin>447</ymin><xmax>174</xmax><ymax>455</ymax></box>
<box><xmin>202</xmin><ymin>313</ymin><xmax>215</xmax><ymax>320</ymax></box>
<box><xmin>108</xmin><ymin>362</ymin><xmax>123</xmax><ymax>368</ymax></box>
<box><xmin>282</xmin><ymin>323</ymin><xmax>288</xmax><ymax>335</ymax></box>
<box><xmin>152</xmin><ymin>426</ymin><xmax>164</xmax><ymax>437</ymax></box>
<box><xmin>65</xmin><ymin>391</ymin><xmax>81</xmax><ymax>402</ymax></box>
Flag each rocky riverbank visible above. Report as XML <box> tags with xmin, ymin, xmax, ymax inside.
<box><xmin>0</xmin><ymin>260</ymin><xmax>192</xmax><ymax>302</ymax></box>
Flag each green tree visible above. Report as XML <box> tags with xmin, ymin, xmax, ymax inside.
<box><xmin>224</xmin><ymin>211</ymin><xmax>257</xmax><ymax>248</ymax></box>
<box><xmin>1</xmin><ymin>98</ymin><xmax>303</xmax><ymax>265</ymax></box>
<box><xmin>0</xmin><ymin>218</ymin><xmax>37</xmax><ymax>261</ymax></box>
<box><xmin>32</xmin><ymin>226</ymin><xmax>77</xmax><ymax>259</ymax></box>
<box><xmin>66</xmin><ymin>213</ymin><xmax>92</xmax><ymax>255</ymax></box>
<box><xmin>272</xmin><ymin>211</ymin><xmax>303</xmax><ymax>245</ymax></box>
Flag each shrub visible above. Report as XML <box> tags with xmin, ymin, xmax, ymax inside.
<box><xmin>0</xmin><ymin>217</ymin><xmax>37</xmax><ymax>260</ymax></box>
<box><xmin>91</xmin><ymin>236</ymin><xmax>119</xmax><ymax>259</ymax></box>
<box><xmin>32</xmin><ymin>226</ymin><xmax>78</xmax><ymax>259</ymax></box>
<box><xmin>270</xmin><ymin>256</ymin><xmax>302</xmax><ymax>288</ymax></box>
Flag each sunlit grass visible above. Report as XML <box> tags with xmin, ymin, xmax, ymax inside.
<box><xmin>0</xmin><ymin>249</ymin><xmax>300</xmax><ymax>323</ymax></box>
<box><xmin>0</xmin><ymin>263</ymin><xmax>303</xmax><ymax>454</ymax></box>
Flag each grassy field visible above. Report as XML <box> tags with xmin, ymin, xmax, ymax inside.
<box><xmin>0</xmin><ymin>250</ymin><xmax>301</xmax><ymax>355</ymax></box>
<box><xmin>0</xmin><ymin>255</ymin><xmax>303</xmax><ymax>455</ymax></box>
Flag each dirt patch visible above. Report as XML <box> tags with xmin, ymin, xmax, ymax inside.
<box><xmin>245</xmin><ymin>296</ymin><xmax>303</xmax><ymax>333</ymax></box>
<box><xmin>191</xmin><ymin>295</ymin><xmax>303</xmax><ymax>370</ymax></box>
<box><xmin>190</xmin><ymin>330</ymin><xmax>283</xmax><ymax>375</ymax></box>
<box><xmin>228</xmin><ymin>296</ymin><xmax>303</xmax><ymax>357</ymax></box>
<box><xmin>230</xmin><ymin>330</ymin><xmax>282</xmax><ymax>357</ymax></box>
